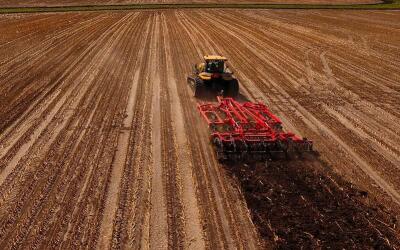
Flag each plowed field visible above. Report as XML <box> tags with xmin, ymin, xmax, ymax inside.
<box><xmin>0</xmin><ymin>9</ymin><xmax>399</xmax><ymax>249</ymax></box>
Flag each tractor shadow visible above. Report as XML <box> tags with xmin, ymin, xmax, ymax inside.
<box><xmin>235</xmin><ymin>93</ymin><xmax>250</xmax><ymax>102</ymax></box>
<box><xmin>224</xmin><ymin>154</ymin><xmax>400</xmax><ymax>249</ymax></box>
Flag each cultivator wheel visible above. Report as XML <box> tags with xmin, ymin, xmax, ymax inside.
<box><xmin>213</xmin><ymin>137</ymin><xmax>225</xmax><ymax>162</ymax></box>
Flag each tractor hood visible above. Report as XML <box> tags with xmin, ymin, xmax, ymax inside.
<box><xmin>199</xmin><ymin>72</ymin><xmax>212</xmax><ymax>80</ymax></box>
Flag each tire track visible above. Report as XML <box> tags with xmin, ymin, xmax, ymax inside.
<box><xmin>148</xmin><ymin>14</ymin><xmax>169</xmax><ymax>250</ymax></box>
<box><xmin>108</xmin><ymin>14</ymin><xmax>154</xmax><ymax>249</ymax></box>
<box><xmin>161</xmin><ymin>12</ymin><xmax>206</xmax><ymax>250</ymax></box>
<box><xmin>155</xmin><ymin>13</ymin><xmax>187</xmax><ymax>249</ymax></box>
<box><xmin>94</xmin><ymin>12</ymin><xmax>149</xmax><ymax>250</ymax></box>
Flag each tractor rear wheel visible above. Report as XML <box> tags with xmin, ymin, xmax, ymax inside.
<box><xmin>225</xmin><ymin>79</ymin><xmax>239</xmax><ymax>98</ymax></box>
<box><xmin>194</xmin><ymin>78</ymin><xmax>205</xmax><ymax>97</ymax></box>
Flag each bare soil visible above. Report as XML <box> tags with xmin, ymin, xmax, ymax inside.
<box><xmin>227</xmin><ymin>155</ymin><xmax>400</xmax><ymax>248</ymax></box>
<box><xmin>0</xmin><ymin>9</ymin><xmax>399</xmax><ymax>249</ymax></box>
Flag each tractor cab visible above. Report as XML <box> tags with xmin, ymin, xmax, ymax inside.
<box><xmin>204</xmin><ymin>55</ymin><xmax>227</xmax><ymax>73</ymax></box>
<box><xmin>196</xmin><ymin>55</ymin><xmax>228</xmax><ymax>75</ymax></box>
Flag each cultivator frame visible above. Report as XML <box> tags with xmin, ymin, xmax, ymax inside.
<box><xmin>198</xmin><ymin>97</ymin><xmax>313</xmax><ymax>161</ymax></box>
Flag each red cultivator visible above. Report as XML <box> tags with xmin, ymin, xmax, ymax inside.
<box><xmin>198</xmin><ymin>97</ymin><xmax>313</xmax><ymax>161</ymax></box>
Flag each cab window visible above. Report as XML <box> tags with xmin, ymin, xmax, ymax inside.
<box><xmin>206</xmin><ymin>60</ymin><xmax>224</xmax><ymax>73</ymax></box>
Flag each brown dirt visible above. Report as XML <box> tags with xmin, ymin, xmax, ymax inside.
<box><xmin>0</xmin><ymin>9</ymin><xmax>399</xmax><ymax>249</ymax></box>
<box><xmin>0</xmin><ymin>0</ymin><xmax>381</xmax><ymax>8</ymax></box>
<box><xmin>228</xmin><ymin>155</ymin><xmax>400</xmax><ymax>248</ymax></box>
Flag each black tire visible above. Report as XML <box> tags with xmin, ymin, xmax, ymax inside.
<box><xmin>213</xmin><ymin>137</ymin><xmax>225</xmax><ymax>162</ymax></box>
<box><xmin>225</xmin><ymin>79</ymin><xmax>239</xmax><ymax>98</ymax></box>
<box><xmin>187</xmin><ymin>77</ymin><xmax>195</xmax><ymax>91</ymax></box>
<box><xmin>194</xmin><ymin>77</ymin><xmax>204</xmax><ymax>97</ymax></box>
<box><xmin>213</xmin><ymin>137</ymin><xmax>223</xmax><ymax>150</ymax></box>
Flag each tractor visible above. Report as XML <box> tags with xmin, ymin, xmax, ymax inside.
<box><xmin>187</xmin><ymin>55</ymin><xmax>239</xmax><ymax>98</ymax></box>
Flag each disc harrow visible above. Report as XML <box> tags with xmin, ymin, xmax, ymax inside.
<box><xmin>198</xmin><ymin>97</ymin><xmax>313</xmax><ymax>161</ymax></box>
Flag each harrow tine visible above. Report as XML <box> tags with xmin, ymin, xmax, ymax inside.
<box><xmin>200</xmin><ymin>98</ymin><xmax>313</xmax><ymax>162</ymax></box>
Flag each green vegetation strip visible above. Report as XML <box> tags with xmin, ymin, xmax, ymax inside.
<box><xmin>0</xmin><ymin>1</ymin><xmax>399</xmax><ymax>14</ymax></box>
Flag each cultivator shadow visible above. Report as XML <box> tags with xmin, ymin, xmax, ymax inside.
<box><xmin>198</xmin><ymin>97</ymin><xmax>313</xmax><ymax>162</ymax></box>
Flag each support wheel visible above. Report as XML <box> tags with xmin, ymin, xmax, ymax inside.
<box><xmin>213</xmin><ymin>137</ymin><xmax>225</xmax><ymax>162</ymax></box>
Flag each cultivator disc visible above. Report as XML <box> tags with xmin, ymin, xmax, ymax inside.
<box><xmin>198</xmin><ymin>97</ymin><xmax>313</xmax><ymax>162</ymax></box>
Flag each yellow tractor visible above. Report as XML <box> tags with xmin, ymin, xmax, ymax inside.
<box><xmin>187</xmin><ymin>55</ymin><xmax>239</xmax><ymax>98</ymax></box>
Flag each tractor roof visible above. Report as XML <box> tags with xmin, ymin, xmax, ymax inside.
<box><xmin>204</xmin><ymin>55</ymin><xmax>227</xmax><ymax>61</ymax></box>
